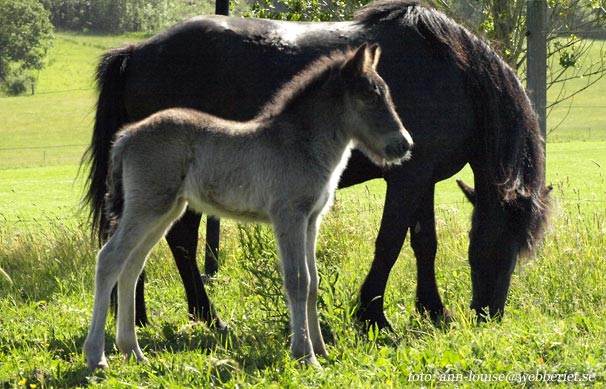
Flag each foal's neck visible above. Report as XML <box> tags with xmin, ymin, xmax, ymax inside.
<box><xmin>277</xmin><ymin>88</ymin><xmax>351</xmax><ymax>165</ymax></box>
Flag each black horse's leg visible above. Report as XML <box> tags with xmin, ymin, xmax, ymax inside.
<box><xmin>357</xmin><ymin>178</ymin><xmax>420</xmax><ymax>330</ymax></box>
<box><xmin>134</xmin><ymin>272</ymin><xmax>148</xmax><ymax>326</ymax></box>
<box><xmin>204</xmin><ymin>216</ymin><xmax>220</xmax><ymax>276</ymax></box>
<box><xmin>410</xmin><ymin>184</ymin><xmax>451</xmax><ymax>321</ymax></box>
<box><xmin>165</xmin><ymin>209</ymin><xmax>226</xmax><ymax>328</ymax></box>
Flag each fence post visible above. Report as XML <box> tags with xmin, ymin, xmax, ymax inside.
<box><xmin>526</xmin><ymin>0</ymin><xmax>547</xmax><ymax>166</ymax></box>
<box><xmin>215</xmin><ymin>0</ymin><xmax>229</xmax><ymax>15</ymax></box>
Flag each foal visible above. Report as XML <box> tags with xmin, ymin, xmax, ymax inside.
<box><xmin>84</xmin><ymin>43</ymin><xmax>412</xmax><ymax>369</ymax></box>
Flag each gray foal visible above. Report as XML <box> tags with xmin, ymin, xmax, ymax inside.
<box><xmin>84</xmin><ymin>43</ymin><xmax>412</xmax><ymax>369</ymax></box>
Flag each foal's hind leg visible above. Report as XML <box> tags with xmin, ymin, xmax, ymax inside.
<box><xmin>84</xmin><ymin>215</ymin><xmax>160</xmax><ymax>370</ymax></box>
<box><xmin>115</xmin><ymin>201</ymin><xmax>187</xmax><ymax>363</ymax></box>
<box><xmin>84</xmin><ymin>236</ymin><xmax>127</xmax><ymax>370</ymax></box>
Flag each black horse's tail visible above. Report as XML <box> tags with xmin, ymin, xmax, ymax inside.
<box><xmin>82</xmin><ymin>45</ymin><xmax>135</xmax><ymax>243</ymax></box>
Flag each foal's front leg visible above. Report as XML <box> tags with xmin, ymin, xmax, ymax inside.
<box><xmin>273</xmin><ymin>213</ymin><xmax>317</xmax><ymax>366</ymax></box>
<box><xmin>306</xmin><ymin>213</ymin><xmax>328</xmax><ymax>358</ymax></box>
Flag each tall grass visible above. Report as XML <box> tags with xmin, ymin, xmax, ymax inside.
<box><xmin>1</xmin><ymin>178</ymin><xmax>604</xmax><ymax>387</ymax></box>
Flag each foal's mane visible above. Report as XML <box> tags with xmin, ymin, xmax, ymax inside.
<box><xmin>256</xmin><ymin>50</ymin><xmax>352</xmax><ymax>121</ymax></box>
<box><xmin>356</xmin><ymin>0</ymin><xmax>549</xmax><ymax>253</ymax></box>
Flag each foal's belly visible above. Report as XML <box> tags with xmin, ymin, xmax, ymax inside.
<box><xmin>182</xmin><ymin>185</ymin><xmax>272</xmax><ymax>224</ymax></box>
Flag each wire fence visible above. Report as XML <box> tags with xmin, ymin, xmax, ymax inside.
<box><xmin>0</xmin><ymin>144</ymin><xmax>88</xmax><ymax>168</ymax></box>
<box><xmin>1</xmin><ymin>165</ymin><xmax>603</xmax><ymax>228</ymax></box>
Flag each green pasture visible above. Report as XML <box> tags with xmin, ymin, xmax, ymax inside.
<box><xmin>546</xmin><ymin>38</ymin><xmax>606</xmax><ymax>142</ymax></box>
<box><xmin>0</xmin><ymin>32</ymin><xmax>605</xmax><ymax>388</ymax></box>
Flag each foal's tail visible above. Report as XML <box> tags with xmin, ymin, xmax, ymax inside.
<box><xmin>105</xmin><ymin>141</ymin><xmax>126</xmax><ymax>234</ymax></box>
<box><xmin>81</xmin><ymin>45</ymin><xmax>135</xmax><ymax>243</ymax></box>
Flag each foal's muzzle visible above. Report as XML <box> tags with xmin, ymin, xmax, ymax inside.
<box><xmin>384</xmin><ymin>135</ymin><xmax>413</xmax><ymax>163</ymax></box>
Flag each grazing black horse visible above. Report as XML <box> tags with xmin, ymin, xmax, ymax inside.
<box><xmin>84</xmin><ymin>0</ymin><xmax>550</xmax><ymax>330</ymax></box>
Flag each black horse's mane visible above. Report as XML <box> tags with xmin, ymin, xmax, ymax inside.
<box><xmin>356</xmin><ymin>0</ymin><xmax>549</xmax><ymax>253</ymax></box>
<box><xmin>356</xmin><ymin>0</ymin><xmax>478</xmax><ymax>69</ymax></box>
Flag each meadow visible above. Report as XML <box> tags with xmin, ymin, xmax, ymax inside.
<box><xmin>0</xmin><ymin>32</ymin><xmax>605</xmax><ymax>388</ymax></box>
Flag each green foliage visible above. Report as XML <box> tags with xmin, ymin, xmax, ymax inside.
<box><xmin>40</xmin><ymin>0</ymin><xmax>215</xmax><ymax>33</ymax></box>
<box><xmin>246</xmin><ymin>0</ymin><xmax>371</xmax><ymax>21</ymax></box>
<box><xmin>0</xmin><ymin>0</ymin><xmax>54</xmax><ymax>94</ymax></box>
<box><xmin>2</xmin><ymin>68</ymin><xmax>35</xmax><ymax>96</ymax></box>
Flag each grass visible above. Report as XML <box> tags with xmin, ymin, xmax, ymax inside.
<box><xmin>0</xmin><ymin>32</ymin><xmax>605</xmax><ymax>388</ymax></box>
<box><xmin>0</xmin><ymin>174</ymin><xmax>604</xmax><ymax>388</ymax></box>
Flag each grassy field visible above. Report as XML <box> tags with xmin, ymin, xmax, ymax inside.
<box><xmin>0</xmin><ymin>32</ymin><xmax>605</xmax><ymax>388</ymax></box>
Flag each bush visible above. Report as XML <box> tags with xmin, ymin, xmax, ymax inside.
<box><xmin>246</xmin><ymin>0</ymin><xmax>370</xmax><ymax>21</ymax></box>
<box><xmin>5</xmin><ymin>74</ymin><xmax>30</xmax><ymax>96</ymax></box>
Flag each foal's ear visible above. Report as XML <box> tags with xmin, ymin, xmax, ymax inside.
<box><xmin>369</xmin><ymin>44</ymin><xmax>382</xmax><ymax>70</ymax></box>
<box><xmin>342</xmin><ymin>43</ymin><xmax>374</xmax><ymax>78</ymax></box>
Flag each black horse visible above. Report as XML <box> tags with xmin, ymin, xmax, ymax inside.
<box><xmin>84</xmin><ymin>0</ymin><xmax>550</xmax><ymax>330</ymax></box>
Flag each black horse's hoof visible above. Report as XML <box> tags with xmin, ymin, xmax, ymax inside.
<box><xmin>416</xmin><ymin>303</ymin><xmax>454</xmax><ymax>327</ymax></box>
<box><xmin>212</xmin><ymin>317</ymin><xmax>229</xmax><ymax>331</ymax></box>
<box><xmin>431</xmin><ymin>309</ymin><xmax>455</xmax><ymax>328</ymax></box>
<box><xmin>355</xmin><ymin>307</ymin><xmax>393</xmax><ymax>332</ymax></box>
<box><xmin>472</xmin><ymin>308</ymin><xmax>503</xmax><ymax>323</ymax></box>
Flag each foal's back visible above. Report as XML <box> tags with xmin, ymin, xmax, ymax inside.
<box><xmin>115</xmin><ymin>106</ymin><xmax>331</xmax><ymax>224</ymax></box>
<box><xmin>115</xmin><ymin>108</ymin><xmax>268</xmax><ymax>220</ymax></box>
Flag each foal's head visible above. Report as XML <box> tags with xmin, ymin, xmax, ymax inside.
<box><xmin>341</xmin><ymin>44</ymin><xmax>413</xmax><ymax>165</ymax></box>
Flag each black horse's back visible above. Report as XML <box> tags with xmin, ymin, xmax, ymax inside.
<box><xmin>124</xmin><ymin>15</ymin><xmax>362</xmax><ymax>122</ymax></box>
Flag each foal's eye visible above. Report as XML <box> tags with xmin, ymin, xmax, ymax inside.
<box><xmin>364</xmin><ymin>86</ymin><xmax>381</xmax><ymax>104</ymax></box>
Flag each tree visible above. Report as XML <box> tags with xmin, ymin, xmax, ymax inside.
<box><xmin>0</xmin><ymin>0</ymin><xmax>54</xmax><ymax>94</ymax></box>
<box><xmin>436</xmin><ymin>0</ymin><xmax>606</xmax><ymax>128</ymax></box>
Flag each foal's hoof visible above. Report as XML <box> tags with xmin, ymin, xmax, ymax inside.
<box><xmin>316</xmin><ymin>348</ymin><xmax>329</xmax><ymax>359</ymax></box>
<box><xmin>298</xmin><ymin>355</ymin><xmax>322</xmax><ymax>369</ymax></box>
<box><xmin>87</xmin><ymin>356</ymin><xmax>109</xmax><ymax>371</ymax></box>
